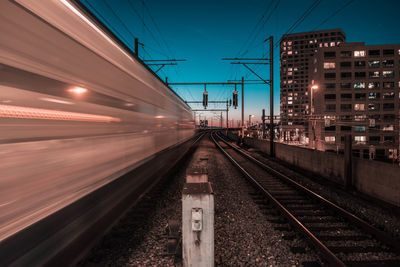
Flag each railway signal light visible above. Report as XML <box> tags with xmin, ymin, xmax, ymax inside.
<box><xmin>232</xmin><ymin>90</ymin><xmax>238</xmax><ymax>109</ymax></box>
<box><xmin>203</xmin><ymin>91</ymin><xmax>208</xmax><ymax>108</ymax></box>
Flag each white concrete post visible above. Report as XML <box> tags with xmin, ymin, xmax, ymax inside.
<box><xmin>182</xmin><ymin>182</ymin><xmax>214</xmax><ymax>267</ymax></box>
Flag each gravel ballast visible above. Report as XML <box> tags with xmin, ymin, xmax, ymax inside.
<box><xmin>80</xmin><ymin>135</ymin><xmax>323</xmax><ymax>266</ymax></box>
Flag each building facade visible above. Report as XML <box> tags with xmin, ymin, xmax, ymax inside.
<box><xmin>310</xmin><ymin>42</ymin><xmax>400</xmax><ymax>160</ymax></box>
<box><xmin>280</xmin><ymin>29</ymin><xmax>346</xmax><ymax>143</ymax></box>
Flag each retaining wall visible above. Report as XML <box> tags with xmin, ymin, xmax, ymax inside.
<box><xmin>227</xmin><ymin>131</ymin><xmax>400</xmax><ymax>207</ymax></box>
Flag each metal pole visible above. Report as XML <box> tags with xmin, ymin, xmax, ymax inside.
<box><xmin>241</xmin><ymin>76</ymin><xmax>244</xmax><ymax>138</ymax></box>
<box><xmin>262</xmin><ymin>109</ymin><xmax>266</xmax><ymax>139</ymax></box>
<box><xmin>269</xmin><ymin>36</ymin><xmax>274</xmax><ymax>157</ymax></box>
<box><xmin>135</xmin><ymin>38</ymin><xmax>139</xmax><ymax>56</ymax></box>
<box><xmin>226</xmin><ymin>101</ymin><xmax>229</xmax><ymax>135</ymax></box>
<box><xmin>220</xmin><ymin>112</ymin><xmax>222</xmax><ymax>129</ymax></box>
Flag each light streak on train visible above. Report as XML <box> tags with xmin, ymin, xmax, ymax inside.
<box><xmin>0</xmin><ymin>104</ymin><xmax>120</xmax><ymax>122</ymax></box>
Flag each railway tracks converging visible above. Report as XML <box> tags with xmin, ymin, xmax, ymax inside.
<box><xmin>211</xmin><ymin>131</ymin><xmax>400</xmax><ymax>266</ymax></box>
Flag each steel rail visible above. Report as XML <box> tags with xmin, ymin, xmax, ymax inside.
<box><xmin>216</xmin><ymin>132</ymin><xmax>400</xmax><ymax>253</ymax></box>
<box><xmin>210</xmin><ymin>132</ymin><xmax>346</xmax><ymax>267</ymax></box>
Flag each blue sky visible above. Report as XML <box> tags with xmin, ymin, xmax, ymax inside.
<box><xmin>80</xmin><ymin>0</ymin><xmax>400</xmax><ymax>126</ymax></box>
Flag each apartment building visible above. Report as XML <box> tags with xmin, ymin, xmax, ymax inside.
<box><xmin>310</xmin><ymin>42</ymin><xmax>400</xmax><ymax>160</ymax></box>
<box><xmin>280</xmin><ymin>29</ymin><xmax>346</xmax><ymax>142</ymax></box>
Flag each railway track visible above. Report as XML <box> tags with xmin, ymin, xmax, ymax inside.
<box><xmin>211</xmin><ymin>131</ymin><xmax>400</xmax><ymax>266</ymax></box>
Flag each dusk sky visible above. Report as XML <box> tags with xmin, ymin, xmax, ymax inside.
<box><xmin>80</xmin><ymin>0</ymin><xmax>400</xmax><ymax>126</ymax></box>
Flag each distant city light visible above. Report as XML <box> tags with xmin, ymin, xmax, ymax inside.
<box><xmin>155</xmin><ymin>115</ymin><xmax>165</xmax><ymax>119</ymax></box>
<box><xmin>68</xmin><ymin>87</ymin><xmax>88</xmax><ymax>95</ymax></box>
<box><xmin>311</xmin><ymin>85</ymin><xmax>319</xmax><ymax>90</ymax></box>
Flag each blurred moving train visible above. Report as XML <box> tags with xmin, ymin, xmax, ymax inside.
<box><xmin>0</xmin><ymin>0</ymin><xmax>194</xmax><ymax>242</ymax></box>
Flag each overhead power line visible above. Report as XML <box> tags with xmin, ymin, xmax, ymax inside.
<box><xmin>127</xmin><ymin>0</ymin><xmax>170</xmax><ymax>59</ymax></box>
<box><xmin>237</xmin><ymin>0</ymin><xmax>280</xmax><ymax>57</ymax></box>
<box><xmin>312</xmin><ymin>0</ymin><xmax>355</xmax><ymax>30</ymax></box>
<box><xmin>275</xmin><ymin>0</ymin><xmax>323</xmax><ymax>48</ymax></box>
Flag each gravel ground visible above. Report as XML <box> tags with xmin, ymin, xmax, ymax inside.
<box><xmin>204</xmin><ymin>138</ymin><xmax>320</xmax><ymax>266</ymax></box>
<box><xmin>245</xmin><ymin>146</ymin><xmax>400</xmax><ymax>241</ymax></box>
<box><xmin>79</xmin><ymin>135</ymin><xmax>324</xmax><ymax>266</ymax></box>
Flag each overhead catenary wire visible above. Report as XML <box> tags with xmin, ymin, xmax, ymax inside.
<box><xmin>83</xmin><ymin>1</ymin><xmax>134</xmax><ymax>50</ymax></box>
<box><xmin>312</xmin><ymin>0</ymin><xmax>355</xmax><ymax>30</ymax></box>
<box><xmin>127</xmin><ymin>0</ymin><xmax>170</xmax><ymax>59</ymax></box>
<box><xmin>101</xmin><ymin>0</ymin><xmax>138</xmax><ymax>46</ymax></box>
<box><xmin>139</xmin><ymin>1</ymin><xmax>195</xmax><ymax>101</ymax></box>
<box><xmin>237</xmin><ymin>0</ymin><xmax>281</xmax><ymax>58</ymax></box>
<box><xmin>225</xmin><ymin>0</ymin><xmax>280</xmax><ymax>84</ymax></box>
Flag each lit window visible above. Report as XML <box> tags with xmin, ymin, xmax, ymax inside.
<box><xmin>354</xmin><ymin>50</ymin><xmax>366</xmax><ymax>57</ymax></box>
<box><xmin>368</xmin><ymin>92</ymin><xmax>380</xmax><ymax>99</ymax></box>
<box><xmin>323</xmin><ymin>62</ymin><xmax>335</xmax><ymax>69</ymax></box>
<box><xmin>382</xmin><ymin>59</ymin><xmax>394</xmax><ymax>67</ymax></box>
<box><xmin>324</xmin><ymin>136</ymin><xmax>336</xmax><ymax>143</ymax></box>
<box><xmin>353</xmin><ymin>82</ymin><xmax>366</xmax><ymax>89</ymax></box>
<box><xmin>288</xmin><ymin>51</ymin><xmax>292</xmax><ymax>55</ymax></box>
<box><xmin>354</xmin><ymin>115</ymin><xmax>366</xmax><ymax>121</ymax></box>
<box><xmin>368</xmin><ymin>103</ymin><xmax>379</xmax><ymax>110</ymax></box>
<box><xmin>324</xmin><ymin>43</ymin><xmax>328</xmax><ymax>47</ymax></box>
<box><xmin>368</xmin><ymin>82</ymin><xmax>379</xmax><ymax>89</ymax></box>
<box><xmin>383</xmin><ymin>125</ymin><xmax>394</xmax><ymax>131</ymax></box>
<box><xmin>288</xmin><ymin>97</ymin><xmax>293</xmax><ymax>100</ymax></box>
<box><xmin>354</xmin><ymin>104</ymin><xmax>365</xmax><ymax>111</ymax></box>
<box><xmin>382</xmin><ymin>70</ymin><xmax>394</xmax><ymax>77</ymax></box>
<box><xmin>309</xmin><ymin>40</ymin><xmax>313</xmax><ymax>44</ymax></box>
<box><xmin>330</xmin><ymin>42</ymin><xmax>335</xmax><ymax>47</ymax></box>
<box><xmin>368</xmin><ymin>60</ymin><xmax>380</xmax><ymax>67</ymax></box>
<box><xmin>383</xmin><ymin>82</ymin><xmax>394</xmax><ymax>88</ymax></box>
<box><xmin>288</xmin><ymin>71</ymin><xmax>293</xmax><ymax>75</ymax></box>
<box><xmin>319</xmin><ymin>43</ymin><xmax>323</xmax><ymax>47</ymax></box>
<box><xmin>383</xmin><ymin>92</ymin><xmax>395</xmax><ymax>99</ymax></box>
<box><xmin>354</xmin><ymin>126</ymin><xmax>366</xmax><ymax>132</ymax></box>
<box><xmin>288</xmin><ymin>101</ymin><xmax>293</xmax><ymax>104</ymax></box>
<box><xmin>288</xmin><ymin>41</ymin><xmax>292</xmax><ymax>45</ymax></box>
<box><xmin>288</xmin><ymin>67</ymin><xmax>293</xmax><ymax>71</ymax></box>
<box><xmin>369</xmin><ymin>71</ymin><xmax>380</xmax><ymax>78</ymax></box>
<box><xmin>355</xmin><ymin>136</ymin><xmax>366</xmax><ymax>144</ymax></box>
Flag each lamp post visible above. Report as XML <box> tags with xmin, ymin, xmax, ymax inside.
<box><xmin>310</xmin><ymin>85</ymin><xmax>318</xmax><ymax>149</ymax></box>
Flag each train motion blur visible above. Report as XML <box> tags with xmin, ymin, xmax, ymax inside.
<box><xmin>0</xmin><ymin>0</ymin><xmax>194</xmax><ymax>241</ymax></box>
